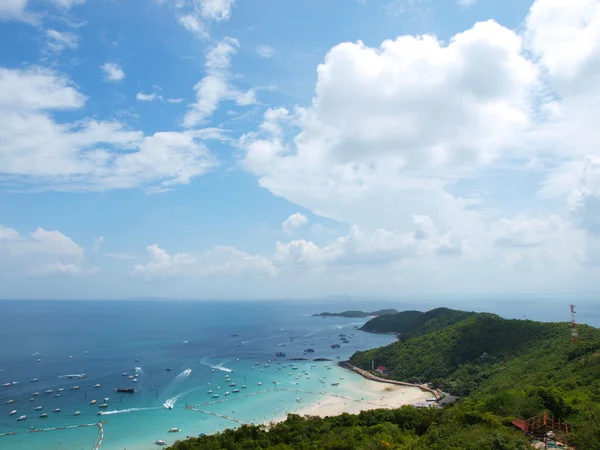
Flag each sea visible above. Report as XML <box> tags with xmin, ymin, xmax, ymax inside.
<box><xmin>1</xmin><ymin>297</ymin><xmax>598</xmax><ymax>450</ymax></box>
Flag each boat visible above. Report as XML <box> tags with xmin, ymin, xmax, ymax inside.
<box><xmin>2</xmin><ymin>383</ymin><xmax>11</xmax><ymax>387</ymax></box>
<box><xmin>30</xmin><ymin>378</ymin><xmax>39</xmax><ymax>382</ymax></box>
<box><xmin>7</xmin><ymin>399</ymin><xmax>13</xmax><ymax>404</ymax></box>
<box><xmin>229</xmin><ymin>383</ymin><xmax>236</xmax><ymax>387</ymax></box>
<box><xmin>257</xmin><ymin>382</ymin><xmax>262</xmax><ymax>386</ymax></box>
<box><xmin>93</xmin><ymin>384</ymin><xmax>101</xmax><ymax>388</ymax></box>
<box><xmin>72</xmin><ymin>386</ymin><xmax>79</xmax><ymax>390</ymax></box>
<box><xmin>34</xmin><ymin>406</ymin><xmax>42</xmax><ymax>411</ymax></box>
<box><xmin>53</xmin><ymin>408</ymin><xmax>61</xmax><ymax>413</ymax></box>
<box><xmin>17</xmin><ymin>415</ymin><xmax>26</xmax><ymax>421</ymax></box>
<box><xmin>168</xmin><ymin>428</ymin><xmax>180</xmax><ymax>433</ymax></box>
<box><xmin>212</xmin><ymin>394</ymin><xmax>219</xmax><ymax>398</ymax></box>
<box><xmin>233</xmin><ymin>389</ymin><xmax>239</xmax><ymax>393</ymax></box>
<box><xmin>45</xmin><ymin>390</ymin><xmax>53</xmax><ymax>394</ymax></box>
<box><xmin>303</xmin><ymin>348</ymin><xmax>315</xmax><ymax>353</ymax></box>
<box><xmin>40</xmin><ymin>413</ymin><xmax>48</xmax><ymax>418</ymax></box>
<box><xmin>33</xmin><ymin>392</ymin><xmax>39</xmax><ymax>396</ymax></box>
<box><xmin>128</xmin><ymin>375</ymin><xmax>134</xmax><ymax>379</ymax></box>
<box><xmin>330</xmin><ymin>344</ymin><xmax>340</xmax><ymax>349</ymax></box>
<box><xmin>98</xmin><ymin>404</ymin><xmax>108</xmax><ymax>408</ymax></box>
<box><xmin>115</xmin><ymin>388</ymin><xmax>136</xmax><ymax>393</ymax></box>
<box><xmin>73</xmin><ymin>411</ymin><xmax>80</xmax><ymax>416</ymax></box>
<box><xmin>55</xmin><ymin>394</ymin><xmax>60</xmax><ymax>397</ymax></box>
<box><xmin>276</xmin><ymin>352</ymin><xmax>286</xmax><ymax>357</ymax></box>
<box><xmin>103</xmin><ymin>397</ymin><xmax>109</xmax><ymax>402</ymax></box>
<box><xmin>331</xmin><ymin>382</ymin><xmax>340</xmax><ymax>386</ymax></box>
<box><xmin>155</xmin><ymin>440</ymin><xmax>166</xmax><ymax>446</ymax></box>
<box><xmin>9</xmin><ymin>410</ymin><xmax>16</xmax><ymax>415</ymax></box>
<box><xmin>207</xmin><ymin>390</ymin><xmax>213</xmax><ymax>394</ymax></box>
<box><xmin>166</xmin><ymin>368</ymin><xmax>173</xmax><ymax>371</ymax></box>
<box><xmin>132</xmin><ymin>379</ymin><xmax>138</xmax><ymax>382</ymax></box>
<box><xmin>241</xmin><ymin>385</ymin><xmax>247</xmax><ymax>389</ymax></box>
<box><xmin>58</xmin><ymin>388</ymin><xmax>64</xmax><ymax>392</ymax></box>
<box><xmin>224</xmin><ymin>391</ymin><xmax>230</xmax><ymax>396</ymax></box>
<box><xmin>12</xmin><ymin>381</ymin><xmax>17</xmax><ymax>385</ymax></box>
<box><xmin>90</xmin><ymin>400</ymin><xmax>97</xmax><ymax>405</ymax></box>
<box><xmin>122</xmin><ymin>373</ymin><xmax>128</xmax><ymax>376</ymax></box>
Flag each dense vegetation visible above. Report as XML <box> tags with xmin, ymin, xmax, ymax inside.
<box><xmin>359</xmin><ymin>307</ymin><xmax>475</xmax><ymax>335</ymax></box>
<box><xmin>168</xmin><ymin>308</ymin><xmax>600</xmax><ymax>449</ymax></box>
<box><xmin>169</xmin><ymin>405</ymin><xmax>531</xmax><ymax>450</ymax></box>
<box><xmin>313</xmin><ymin>309</ymin><xmax>398</xmax><ymax>318</ymax></box>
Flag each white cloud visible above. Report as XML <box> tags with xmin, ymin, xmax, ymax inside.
<box><xmin>198</xmin><ymin>0</ymin><xmax>234</xmax><ymax>21</ymax></box>
<box><xmin>136</xmin><ymin>92</ymin><xmax>163</xmax><ymax>102</ymax></box>
<box><xmin>0</xmin><ymin>0</ymin><xmax>35</xmax><ymax>23</ymax></box>
<box><xmin>179</xmin><ymin>14</ymin><xmax>207</xmax><ymax>38</ymax></box>
<box><xmin>256</xmin><ymin>45</ymin><xmax>275</xmax><ymax>58</ymax></box>
<box><xmin>46</xmin><ymin>0</ymin><xmax>86</xmax><ymax>8</ymax></box>
<box><xmin>458</xmin><ymin>0</ymin><xmax>477</xmax><ymax>6</ymax></box>
<box><xmin>167</xmin><ymin>98</ymin><xmax>183</xmax><ymax>104</ymax></box>
<box><xmin>0</xmin><ymin>66</ymin><xmax>217</xmax><ymax>191</ymax></box>
<box><xmin>282</xmin><ymin>212</ymin><xmax>308</xmax><ymax>235</ymax></box>
<box><xmin>183</xmin><ymin>37</ymin><xmax>256</xmax><ymax>127</ymax></box>
<box><xmin>0</xmin><ymin>225</ymin><xmax>96</xmax><ymax>277</ymax></box>
<box><xmin>132</xmin><ymin>243</ymin><xmax>276</xmax><ymax>279</ymax></box>
<box><xmin>101</xmin><ymin>63</ymin><xmax>125</xmax><ymax>82</ymax></box>
<box><xmin>46</xmin><ymin>29</ymin><xmax>78</xmax><ymax>53</ymax></box>
<box><xmin>93</xmin><ymin>236</ymin><xmax>104</xmax><ymax>252</ymax></box>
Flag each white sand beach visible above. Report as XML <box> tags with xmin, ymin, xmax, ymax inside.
<box><xmin>267</xmin><ymin>374</ymin><xmax>431</xmax><ymax>424</ymax></box>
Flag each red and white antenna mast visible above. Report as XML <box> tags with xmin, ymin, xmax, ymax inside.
<box><xmin>570</xmin><ymin>304</ymin><xmax>578</xmax><ymax>343</ymax></box>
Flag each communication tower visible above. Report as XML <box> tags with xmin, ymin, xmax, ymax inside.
<box><xmin>570</xmin><ymin>304</ymin><xmax>578</xmax><ymax>344</ymax></box>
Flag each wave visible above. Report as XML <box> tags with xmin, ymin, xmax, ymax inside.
<box><xmin>58</xmin><ymin>373</ymin><xmax>85</xmax><ymax>378</ymax></box>
<box><xmin>99</xmin><ymin>407</ymin><xmax>159</xmax><ymax>416</ymax></box>
<box><xmin>174</xmin><ymin>368</ymin><xmax>192</xmax><ymax>381</ymax></box>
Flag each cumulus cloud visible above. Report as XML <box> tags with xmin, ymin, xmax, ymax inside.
<box><xmin>0</xmin><ymin>66</ymin><xmax>217</xmax><ymax>191</ymax></box>
<box><xmin>282</xmin><ymin>213</ymin><xmax>308</xmax><ymax>234</ymax></box>
<box><xmin>101</xmin><ymin>63</ymin><xmax>125</xmax><ymax>82</ymax></box>
<box><xmin>0</xmin><ymin>225</ymin><xmax>96</xmax><ymax>276</ymax></box>
<box><xmin>183</xmin><ymin>37</ymin><xmax>256</xmax><ymax>127</ymax></box>
<box><xmin>132</xmin><ymin>243</ymin><xmax>276</xmax><ymax>279</ymax></box>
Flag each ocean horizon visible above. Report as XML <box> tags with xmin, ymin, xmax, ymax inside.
<box><xmin>1</xmin><ymin>299</ymin><xmax>598</xmax><ymax>449</ymax></box>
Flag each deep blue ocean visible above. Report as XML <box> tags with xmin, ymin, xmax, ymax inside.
<box><xmin>0</xmin><ymin>298</ymin><xmax>598</xmax><ymax>449</ymax></box>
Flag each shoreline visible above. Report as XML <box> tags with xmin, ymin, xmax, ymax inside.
<box><xmin>263</xmin><ymin>365</ymin><xmax>431</xmax><ymax>427</ymax></box>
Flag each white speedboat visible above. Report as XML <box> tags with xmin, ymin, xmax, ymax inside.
<box><xmin>90</xmin><ymin>400</ymin><xmax>97</xmax><ymax>405</ymax></box>
<box><xmin>72</xmin><ymin>386</ymin><xmax>79</xmax><ymax>390</ymax></box>
<box><xmin>241</xmin><ymin>385</ymin><xmax>247</xmax><ymax>389</ymax></box>
<box><xmin>53</xmin><ymin>408</ymin><xmax>61</xmax><ymax>413</ymax></box>
<box><xmin>45</xmin><ymin>390</ymin><xmax>53</xmax><ymax>394</ymax></box>
<box><xmin>207</xmin><ymin>390</ymin><xmax>213</xmax><ymax>394</ymax></box>
<box><xmin>17</xmin><ymin>415</ymin><xmax>26</xmax><ymax>421</ymax></box>
<box><xmin>212</xmin><ymin>394</ymin><xmax>219</xmax><ymax>398</ymax></box>
<box><xmin>233</xmin><ymin>389</ymin><xmax>239</xmax><ymax>393</ymax></box>
<box><xmin>103</xmin><ymin>397</ymin><xmax>109</xmax><ymax>402</ymax></box>
<box><xmin>34</xmin><ymin>406</ymin><xmax>42</xmax><ymax>411</ymax></box>
<box><xmin>40</xmin><ymin>413</ymin><xmax>48</xmax><ymax>418</ymax></box>
<box><xmin>58</xmin><ymin>388</ymin><xmax>64</xmax><ymax>392</ymax></box>
<box><xmin>168</xmin><ymin>428</ymin><xmax>180</xmax><ymax>433</ymax></box>
<box><xmin>7</xmin><ymin>399</ymin><xmax>13</xmax><ymax>404</ymax></box>
<box><xmin>224</xmin><ymin>391</ymin><xmax>230</xmax><ymax>396</ymax></box>
<box><xmin>33</xmin><ymin>392</ymin><xmax>39</xmax><ymax>396</ymax></box>
<box><xmin>73</xmin><ymin>411</ymin><xmax>80</xmax><ymax>416</ymax></box>
<box><xmin>93</xmin><ymin>384</ymin><xmax>101</xmax><ymax>388</ymax></box>
<box><xmin>30</xmin><ymin>378</ymin><xmax>38</xmax><ymax>382</ymax></box>
<box><xmin>257</xmin><ymin>382</ymin><xmax>262</xmax><ymax>386</ymax></box>
<box><xmin>9</xmin><ymin>410</ymin><xmax>17</xmax><ymax>415</ymax></box>
<box><xmin>98</xmin><ymin>404</ymin><xmax>108</xmax><ymax>408</ymax></box>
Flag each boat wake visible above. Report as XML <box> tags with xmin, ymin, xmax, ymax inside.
<box><xmin>99</xmin><ymin>407</ymin><xmax>159</xmax><ymax>416</ymax></box>
<box><xmin>163</xmin><ymin>392</ymin><xmax>186</xmax><ymax>409</ymax></box>
<box><xmin>58</xmin><ymin>373</ymin><xmax>85</xmax><ymax>378</ymax></box>
<box><xmin>174</xmin><ymin>368</ymin><xmax>192</xmax><ymax>381</ymax></box>
<box><xmin>135</xmin><ymin>367</ymin><xmax>144</xmax><ymax>375</ymax></box>
<box><xmin>200</xmin><ymin>359</ymin><xmax>233</xmax><ymax>373</ymax></box>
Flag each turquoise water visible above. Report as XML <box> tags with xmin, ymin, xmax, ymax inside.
<box><xmin>0</xmin><ymin>300</ymin><xmax>396</xmax><ymax>449</ymax></box>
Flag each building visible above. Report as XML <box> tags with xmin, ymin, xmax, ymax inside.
<box><xmin>375</xmin><ymin>365</ymin><xmax>388</xmax><ymax>376</ymax></box>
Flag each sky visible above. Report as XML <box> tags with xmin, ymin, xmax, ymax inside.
<box><xmin>0</xmin><ymin>0</ymin><xmax>599</xmax><ymax>300</ymax></box>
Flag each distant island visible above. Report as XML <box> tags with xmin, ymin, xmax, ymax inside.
<box><xmin>313</xmin><ymin>308</ymin><xmax>398</xmax><ymax>318</ymax></box>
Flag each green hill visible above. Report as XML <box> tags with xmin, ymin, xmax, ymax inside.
<box><xmin>359</xmin><ymin>307</ymin><xmax>476</xmax><ymax>337</ymax></box>
<box><xmin>167</xmin><ymin>308</ymin><xmax>600</xmax><ymax>449</ymax></box>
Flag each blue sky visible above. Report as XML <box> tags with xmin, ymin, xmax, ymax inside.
<box><xmin>1</xmin><ymin>0</ymin><xmax>599</xmax><ymax>299</ymax></box>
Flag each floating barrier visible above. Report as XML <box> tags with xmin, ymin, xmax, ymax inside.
<box><xmin>29</xmin><ymin>421</ymin><xmax>107</xmax><ymax>449</ymax></box>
